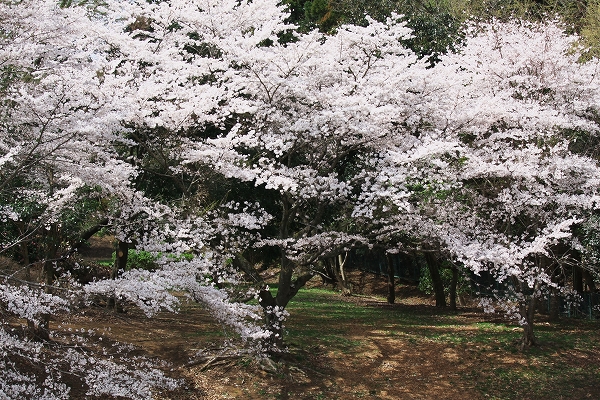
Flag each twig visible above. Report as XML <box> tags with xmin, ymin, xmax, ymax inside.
<box><xmin>185</xmin><ymin>354</ymin><xmax>241</xmax><ymax>369</ymax></box>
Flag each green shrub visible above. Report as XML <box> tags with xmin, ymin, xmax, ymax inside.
<box><xmin>112</xmin><ymin>249</ymin><xmax>159</xmax><ymax>271</ymax></box>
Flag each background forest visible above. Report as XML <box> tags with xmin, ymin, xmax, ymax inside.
<box><xmin>1</xmin><ymin>0</ymin><xmax>600</xmax><ymax>398</ymax></box>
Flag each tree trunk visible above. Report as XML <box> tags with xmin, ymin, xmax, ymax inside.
<box><xmin>35</xmin><ymin>223</ymin><xmax>60</xmax><ymax>341</ymax></box>
<box><xmin>43</xmin><ymin>223</ymin><xmax>60</xmax><ymax>288</ymax></box>
<box><xmin>573</xmin><ymin>266</ymin><xmax>584</xmax><ymax>294</ymax></box>
<box><xmin>64</xmin><ymin>218</ymin><xmax>110</xmax><ymax>259</ymax></box>
<box><xmin>520</xmin><ymin>298</ymin><xmax>537</xmax><ymax>350</ymax></box>
<box><xmin>257</xmin><ymin>193</ymin><xmax>317</xmax><ymax>352</ymax></box>
<box><xmin>338</xmin><ymin>253</ymin><xmax>351</xmax><ymax>296</ymax></box>
<box><xmin>572</xmin><ymin>266</ymin><xmax>585</xmax><ymax>316</ymax></box>
<box><xmin>425</xmin><ymin>253</ymin><xmax>446</xmax><ymax>308</ymax></box>
<box><xmin>27</xmin><ymin>318</ymin><xmax>50</xmax><ymax>341</ymax></box>
<box><xmin>520</xmin><ymin>282</ymin><xmax>540</xmax><ymax>350</ymax></box>
<box><xmin>109</xmin><ymin>240</ymin><xmax>129</xmax><ymax>311</ymax></box>
<box><xmin>320</xmin><ymin>258</ymin><xmax>337</xmax><ymax>286</ymax></box>
<box><xmin>548</xmin><ymin>287</ymin><xmax>561</xmax><ymax>321</ymax></box>
<box><xmin>257</xmin><ymin>288</ymin><xmax>284</xmax><ymax>350</ymax></box>
<box><xmin>521</xmin><ymin>318</ymin><xmax>536</xmax><ymax>350</ymax></box>
<box><xmin>20</xmin><ymin>240</ymin><xmax>31</xmax><ymax>281</ymax></box>
<box><xmin>111</xmin><ymin>240</ymin><xmax>129</xmax><ymax>279</ymax></box>
<box><xmin>257</xmin><ymin>249</ymin><xmax>314</xmax><ymax>352</ymax></box>
<box><xmin>449</xmin><ymin>266</ymin><xmax>458</xmax><ymax>311</ymax></box>
<box><xmin>331</xmin><ymin>253</ymin><xmax>352</xmax><ymax>295</ymax></box>
<box><xmin>583</xmin><ymin>269</ymin><xmax>596</xmax><ymax>292</ymax></box>
<box><xmin>548</xmin><ymin>263</ymin><xmax>564</xmax><ymax>321</ymax></box>
<box><xmin>16</xmin><ymin>221</ymin><xmax>31</xmax><ymax>280</ymax></box>
<box><xmin>386</xmin><ymin>253</ymin><xmax>395</xmax><ymax>304</ymax></box>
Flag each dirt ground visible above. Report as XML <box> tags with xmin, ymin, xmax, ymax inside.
<box><xmin>78</xmin><ymin>235</ymin><xmax>115</xmax><ymax>261</ymax></box>
<box><xmin>44</xmin><ymin>264</ymin><xmax>489</xmax><ymax>400</ymax></box>
<box><xmin>10</xmin><ymin>242</ymin><xmax>597</xmax><ymax>399</ymax></box>
<box><xmin>26</xmin><ymin>279</ymin><xmax>597</xmax><ymax>400</ymax></box>
<box><xmin>55</xmin><ymin>293</ymin><xmax>484</xmax><ymax>400</ymax></box>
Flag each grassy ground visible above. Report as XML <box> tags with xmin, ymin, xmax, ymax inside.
<box><xmin>43</xmin><ymin>280</ymin><xmax>600</xmax><ymax>399</ymax></box>
<box><xmin>280</xmin><ymin>287</ymin><xmax>600</xmax><ymax>400</ymax></box>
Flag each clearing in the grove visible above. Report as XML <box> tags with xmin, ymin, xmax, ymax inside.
<box><xmin>48</xmin><ymin>266</ymin><xmax>599</xmax><ymax>400</ymax></box>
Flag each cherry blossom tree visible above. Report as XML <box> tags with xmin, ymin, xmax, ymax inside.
<box><xmin>356</xmin><ymin>20</ymin><xmax>600</xmax><ymax>347</ymax></box>
<box><xmin>83</xmin><ymin>0</ymin><xmax>304</xmax><ymax>350</ymax></box>
<box><xmin>179</xmin><ymin>11</ymin><xmax>442</xmax><ymax>345</ymax></box>
<box><xmin>0</xmin><ymin>0</ymin><xmax>137</xmax><ymax>290</ymax></box>
<box><xmin>1</xmin><ymin>2</ymin><xmax>306</xmax><ymax>397</ymax></box>
<box><xmin>0</xmin><ymin>1</ymin><xmax>192</xmax><ymax>397</ymax></box>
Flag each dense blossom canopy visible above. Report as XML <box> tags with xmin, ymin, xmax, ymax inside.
<box><xmin>1</xmin><ymin>0</ymin><xmax>599</xmax><ymax>397</ymax></box>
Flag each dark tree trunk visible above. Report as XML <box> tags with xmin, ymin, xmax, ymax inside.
<box><xmin>573</xmin><ymin>266</ymin><xmax>585</xmax><ymax>316</ymax></box>
<box><xmin>548</xmin><ymin>288</ymin><xmax>561</xmax><ymax>321</ymax></box>
<box><xmin>449</xmin><ymin>266</ymin><xmax>458</xmax><ymax>311</ymax></box>
<box><xmin>27</xmin><ymin>318</ymin><xmax>50</xmax><ymax>341</ymax></box>
<box><xmin>257</xmin><ymin>249</ymin><xmax>314</xmax><ymax>352</ymax></box>
<box><xmin>521</xmin><ymin>291</ymin><xmax>538</xmax><ymax>350</ymax></box>
<box><xmin>275</xmin><ymin>252</ymin><xmax>295</xmax><ymax>308</ymax></box>
<box><xmin>257</xmin><ymin>288</ymin><xmax>284</xmax><ymax>350</ymax></box>
<box><xmin>65</xmin><ymin>218</ymin><xmax>110</xmax><ymax>259</ymax></box>
<box><xmin>35</xmin><ymin>223</ymin><xmax>60</xmax><ymax>342</ymax></box>
<box><xmin>386</xmin><ymin>253</ymin><xmax>395</xmax><ymax>304</ymax></box>
<box><xmin>111</xmin><ymin>240</ymin><xmax>129</xmax><ymax>279</ymax></box>
<box><xmin>331</xmin><ymin>254</ymin><xmax>352</xmax><ymax>295</ymax></box>
<box><xmin>573</xmin><ymin>266</ymin><xmax>584</xmax><ymax>294</ymax></box>
<box><xmin>515</xmin><ymin>278</ymin><xmax>540</xmax><ymax>350</ymax></box>
<box><xmin>16</xmin><ymin>221</ymin><xmax>31</xmax><ymax>280</ymax></box>
<box><xmin>20</xmin><ymin>241</ymin><xmax>31</xmax><ymax>281</ymax></box>
<box><xmin>109</xmin><ymin>240</ymin><xmax>129</xmax><ymax>311</ymax></box>
<box><xmin>425</xmin><ymin>253</ymin><xmax>446</xmax><ymax>308</ymax></box>
<box><xmin>233</xmin><ymin>252</ymin><xmax>263</xmax><ymax>284</ymax></box>
<box><xmin>549</xmin><ymin>267</ymin><xmax>562</xmax><ymax>321</ymax></box>
<box><xmin>583</xmin><ymin>269</ymin><xmax>596</xmax><ymax>292</ymax></box>
<box><xmin>320</xmin><ymin>258</ymin><xmax>337</xmax><ymax>286</ymax></box>
<box><xmin>521</xmin><ymin>319</ymin><xmax>536</xmax><ymax>350</ymax></box>
<box><xmin>43</xmin><ymin>223</ymin><xmax>60</xmax><ymax>288</ymax></box>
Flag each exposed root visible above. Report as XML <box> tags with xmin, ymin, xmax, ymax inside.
<box><xmin>185</xmin><ymin>354</ymin><xmax>242</xmax><ymax>371</ymax></box>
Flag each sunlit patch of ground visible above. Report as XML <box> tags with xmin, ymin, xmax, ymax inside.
<box><xmin>9</xmin><ymin>262</ymin><xmax>597</xmax><ymax>399</ymax></box>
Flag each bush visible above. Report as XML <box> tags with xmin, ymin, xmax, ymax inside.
<box><xmin>112</xmin><ymin>249</ymin><xmax>159</xmax><ymax>271</ymax></box>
